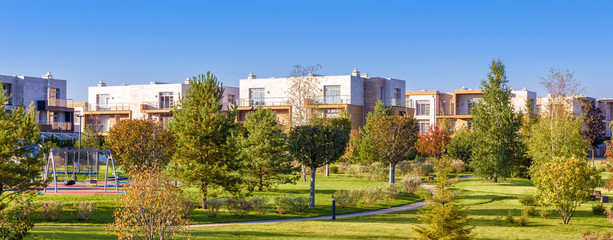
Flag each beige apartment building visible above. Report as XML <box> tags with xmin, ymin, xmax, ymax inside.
<box><xmin>406</xmin><ymin>87</ymin><xmax>536</xmax><ymax>133</ymax></box>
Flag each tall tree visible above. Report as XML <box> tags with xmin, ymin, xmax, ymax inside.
<box><xmin>579</xmin><ymin>99</ymin><xmax>606</xmax><ymax>163</ymax></box>
<box><xmin>106</xmin><ymin>119</ymin><xmax>175</xmax><ymax>172</ymax></box>
<box><xmin>445</xmin><ymin>128</ymin><xmax>474</xmax><ymax>164</ymax></box>
<box><xmin>235</xmin><ymin>108</ymin><xmax>298</xmax><ymax>192</ymax></box>
<box><xmin>170</xmin><ymin>72</ymin><xmax>240</xmax><ymax>208</ymax></box>
<box><xmin>353</xmin><ymin>100</ymin><xmax>394</xmax><ymax>164</ymax></box>
<box><xmin>288</xmin><ymin>125</ymin><xmax>349</xmax><ymax>208</ymax></box>
<box><xmin>416</xmin><ymin>125</ymin><xmax>451</xmax><ymax>160</ymax></box>
<box><xmin>79</xmin><ymin>125</ymin><xmax>103</xmax><ymax>149</ymax></box>
<box><xmin>310</xmin><ymin>111</ymin><xmax>351</xmax><ymax>176</ymax></box>
<box><xmin>471</xmin><ymin>59</ymin><xmax>523</xmax><ymax>182</ymax></box>
<box><xmin>286</xmin><ymin>64</ymin><xmax>322</xmax><ymax>127</ymax></box>
<box><xmin>369</xmin><ymin>116</ymin><xmax>419</xmax><ymax>183</ymax></box>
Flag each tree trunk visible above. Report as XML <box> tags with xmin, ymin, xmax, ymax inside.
<box><xmin>389</xmin><ymin>162</ymin><xmax>396</xmax><ymax>184</ymax></box>
<box><xmin>302</xmin><ymin>165</ymin><xmax>307</xmax><ymax>182</ymax></box>
<box><xmin>493</xmin><ymin>173</ymin><xmax>498</xmax><ymax>183</ymax></box>
<box><xmin>259</xmin><ymin>174</ymin><xmax>263</xmax><ymax>191</ymax></box>
<box><xmin>592</xmin><ymin>148</ymin><xmax>595</xmax><ymax>167</ymax></box>
<box><xmin>309</xmin><ymin>167</ymin><xmax>316</xmax><ymax>208</ymax></box>
<box><xmin>201</xmin><ymin>181</ymin><xmax>208</xmax><ymax>209</ymax></box>
<box><xmin>325</xmin><ymin>164</ymin><xmax>330</xmax><ymax>177</ymax></box>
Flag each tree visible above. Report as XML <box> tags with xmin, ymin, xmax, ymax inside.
<box><xmin>413</xmin><ymin>158</ymin><xmax>473</xmax><ymax>240</ymax></box>
<box><xmin>310</xmin><ymin>111</ymin><xmax>351</xmax><ymax>176</ymax></box>
<box><xmin>353</xmin><ymin>100</ymin><xmax>394</xmax><ymax>164</ymax></box>
<box><xmin>110</xmin><ymin>168</ymin><xmax>190</xmax><ymax>239</ymax></box>
<box><xmin>106</xmin><ymin>119</ymin><xmax>174</xmax><ymax>172</ymax></box>
<box><xmin>286</xmin><ymin>64</ymin><xmax>322</xmax><ymax>127</ymax></box>
<box><xmin>416</xmin><ymin>125</ymin><xmax>451</xmax><ymax>160</ymax></box>
<box><xmin>445</xmin><ymin>128</ymin><xmax>473</xmax><ymax>164</ymax></box>
<box><xmin>579</xmin><ymin>99</ymin><xmax>606</xmax><ymax>162</ymax></box>
<box><xmin>531</xmin><ymin>156</ymin><xmax>600</xmax><ymax>225</ymax></box>
<box><xmin>288</xmin><ymin>125</ymin><xmax>349</xmax><ymax>208</ymax></box>
<box><xmin>235</xmin><ymin>108</ymin><xmax>298</xmax><ymax>192</ymax></box>
<box><xmin>79</xmin><ymin>125</ymin><xmax>103</xmax><ymax>149</ymax></box>
<box><xmin>604</xmin><ymin>140</ymin><xmax>613</xmax><ymax>190</ymax></box>
<box><xmin>527</xmin><ymin>68</ymin><xmax>588</xmax><ymax>166</ymax></box>
<box><xmin>170</xmin><ymin>72</ymin><xmax>240</xmax><ymax>208</ymax></box>
<box><xmin>369</xmin><ymin>116</ymin><xmax>419</xmax><ymax>183</ymax></box>
<box><xmin>471</xmin><ymin>59</ymin><xmax>523</xmax><ymax>182</ymax></box>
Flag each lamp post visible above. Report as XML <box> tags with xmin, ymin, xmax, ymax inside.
<box><xmin>76</xmin><ymin>114</ymin><xmax>83</xmax><ymax>181</ymax></box>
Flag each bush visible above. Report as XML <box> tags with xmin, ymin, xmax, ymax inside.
<box><xmin>522</xmin><ymin>207</ymin><xmax>535</xmax><ymax>217</ymax></box>
<box><xmin>450</xmin><ymin>160</ymin><xmax>465</xmax><ymax>173</ymax></box>
<box><xmin>362</xmin><ymin>187</ymin><xmax>383</xmax><ymax>205</ymax></box>
<box><xmin>250</xmin><ymin>197</ymin><xmax>268</xmax><ymax>216</ymax></box>
<box><xmin>580</xmin><ymin>230</ymin><xmax>613</xmax><ymax>240</ymax></box>
<box><xmin>382</xmin><ymin>184</ymin><xmax>402</xmax><ymax>200</ymax></box>
<box><xmin>593</xmin><ymin>204</ymin><xmax>606</xmax><ymax>215</ymax></box>
<box><xmin>540</xmin><ymin>208</ymin><xmax>551</xmax><ymax>219</ymax></box>
<box><xmin>606</xmin><ymin>210</ymin><xmax>613</xmax><ymax>227</ymax></box>
<box><xmin>40</xmin><ymin>201</ymin><xmax>64</xmax><ymax>221</ymax></box>
<box><xmin>332</xmin><ymin>190</ymin><xmax>357</xmax><ymax>208</ymax></box>
<box><xmin>181</xmin><ymin>200</ymin><xmax>197</xmax><ymax>219</ymax></box>
<box><xmin>329</xmin><ymin>165</ymin><xmax>339</xmax><ymax>174</ymax></box>
<box><xmin>290</xmin><ymin>196</ymin><xmax>309</xmax><ymax>212</ymax></box>
<box><xmin>506</xmin><ymin>211</ymin><xmax>514</xmax><ymax>223</ymax></box>
<box><xmin>273</xmin><ymin>196</ymin><xmax>292</xmax><ymax>214</ymax></box>
<box><xmin>395</xmin><ymin>161</ymin><xmax>412</xmax><ymax>177</ymax></box>
<box><xmin>5</xmin><ymin>197</ymin><xmax>35</xmax><ymax>220</ymax></box>
<box><xmin>401</xmin><ymin>174</ymin><xmax>421</xmax><ymax>194</ymax></box>
<box><xmin>518</xmin><ymin>194</ymin><xmax>538</xmax><ymax>206</ymax></box>
<box><xmin>411</xmin><ymin>161</ymin><xmax>433</xmax><ymax>176</ymax></box>
<box><xmin>73</xmin><ymin>201</ymin><xmax>97</xmax><ymax>221</ymax></box>
<box><xmin>225</xmin><ymin>198</ymin><xmax>251</xmax><ymax>217</ymax></box>
<box><xmin>517</xmin><ymin>215</ymin><xmax>528</xmax><ymax>226</ymax></box>
<box><xmin>205</xmin><ymin>199</ymin><xmax>224</xmax><ymax>218</ymax></box>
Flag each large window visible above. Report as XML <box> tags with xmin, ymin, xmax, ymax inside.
<box><xmin>2</xmin><ymin>83</ymin><xmax>11</xmax><ymax>105</ymax></box>
<box><xmin>249</xmin><ymin>88</ymin><xmax>265</xmax><ymax>106</ymax></box>
<box><xmin>159</xmin><ymin>92</ymin><xmax>174</xmax><ymax>109</ymax></box>
<box><xmin>417</xmin><ymin>119</ymin><xmax>430</xmax><ymax>133</ymax></box>
<box><xmin>324</xmin><ymin>85</ymin><xmax>341</xmax><ymax>104</ymax></box>
<box><xmin>96</xmin><ymin>94</ymin><xmax>111</xmax><ymax>110</ymax></box>
<box><xmin>394</xmin><ymin>88</ymin><xmax>401</xmax><ymax>99</ymax></box>
<box><xmin>467</xmin><ymin>98</ymin><xmax>476</xmax><ymax>114</ymax></box>
<box><xmin>416</xmin><ymin>100</ymin><xmax>430</xmax><ymax>116</ymax></box>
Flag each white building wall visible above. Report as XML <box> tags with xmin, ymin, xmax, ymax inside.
<box><xmin>407</xmin><ymin>94</ymin><xmax>437</xmax><ymax>126</ymax></box>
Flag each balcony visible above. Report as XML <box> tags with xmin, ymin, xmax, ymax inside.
<box><xmin>41</xmin><ymin>121</ymin><xmax>73</xmax><ymax>132</ymax></box>
<box><xmin>141</xmin><ymin>101</ymin><xmax>175</xmax><ymax>111</ymax></box>
<box><xmin>237</xmin><ymin>98</ymin><xmax>290</xmax><ymax>107</ymax></box>
<box><xmin>456</xmin><ymin>106</ymin><xmax>474</xmax><ymax>116</ymax></box>
<box><xmin>385</xmin><ymin>99</ymin><xmax>413</xmax><ymax>108</ymax></box>
<box><xmin>85</xmin><ymin>103</ymin><xmax>130</xmax><ymax>112</ymax></box>
<box><xmin>309</xmin><ymin>95</ymin><xmax>352</xmax><ymax>105</ymax></box>
<box><xmin>47</xmin><ymin>98</ymin><xmax>72</xmax><ymax>108</ymax></box>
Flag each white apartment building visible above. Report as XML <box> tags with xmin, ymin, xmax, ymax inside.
<box><xmin>1</xmin><ymin>72</ymin><xmax>75</xmax><ymax>133</ymax></box>
<box><xmin>83</xmin><ymin>78</ymin><xmax>238</xmax><ymax>134</ymax></box>
<box><xmin>238</xmin><ymin>68</ymin><xmax>413</xmax><ymax>129</ymax></box>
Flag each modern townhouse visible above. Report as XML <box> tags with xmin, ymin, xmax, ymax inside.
<box><xmin>598</xmin><ymin>98</ymin><xmax>613</xmax><ymax>140</ymax></box>
<box><xmin>82</xmin><ymin>79</ymin><xmax>238</xmax><ymax>135</ymax></box>
<box><xmin>406</xmin><ymin>87</ymin><xmax>536</xmax><ymax>133</ymax></box>
<box><xmin>237</xmin><ymin>68</ymin><xmax>414</xmax><ymax>130</ymax></box>
<box><xmin>1</xmin><ymin>72</ymin><xmax>75</xmax><ymax>136</ymax></box>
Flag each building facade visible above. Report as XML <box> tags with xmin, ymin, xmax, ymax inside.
<box><xmin>238</xmin><ymin>68</ymin><xmax>414</xmax><ymax>130</ymax></box>
<box><xmin>1</xmin><ymin>72</ymin><xmax>74</xmax><ymax>133</ymax></box>
<box><xmin>83</xmin><ymin>79</ymin><xmax>238</xmax><ymax>135</ymax></box>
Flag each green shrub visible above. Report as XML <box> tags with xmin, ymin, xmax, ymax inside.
<box><xmin>450</xmin><ymin>160</ymin><xmax>466</xmax><ymax>173</ymax></box>
<box><xmin>332</xmin><ymin>190</ymin><xmax>357</xmax><ymax>208</ymax></box>
<box><xmin>250</xmin><ymin>197</ymin><xmax>268</xmax><ymax>216</ymax></box>
<box><xmin>290</xmin><ymin>196</ymin><xmax>309</xmax><ymax>212</ymax></box>
<box><xmin>395</xmin><ymin>161</ymin><xmax>412</xmax><ymax>177</ymax></box>
<box><xmin>517</xmin><ymin>215</ymin><xmax>528</xmax><ymax>226</ymax></box>
<box><xmin>580</xmin><ymin>230</ymin><xmax>613</xmax><ymax>240</ymax></box>
<box><xmin>606</xmin><ymin>210</ymin><xmax>613</xmax><ymax>227</ymax></box>
<box><xmin>349</xmin><ymin>189</ymin><xmax>363</xmax><ymax>203</ymax></box>
<box><xmin>540</xmin><ymin>208</ymin><xmax>551</xmax><ymax>219</ymax></box>
<box><xmin>506</xmin><ymin>211</ymin><xmax>514</xmax><ymax>223</ymax></box>
<box><xmin>522</xmin><ymin>207</ymin><xmax>535</xmax><ymax>217</ymax></box>
<box><xmin>273</xmin><ymin>196</ymin><xmax>292</xmax><ymax>214</ymax></box>
<box><xmin>401</xmin><ymin>174</ymin><xmax>421</xmax><ymax>194</ymax></box>
<box><xmin>225</xmin><ymin>198</ymin><xmax>251</xmax><ymax>217</ymax></box>
<box><xmin>73</xmin><ymin>201</ymin><xmax>97</xmax><ymax>221</ymax></box>
<box><xmin>205</xmin><ymin>199</ymin><xmax>224</xmax><ymax>218</ymax></box>
<box><xmin>593</xmin><ymin>204</ymin><xmax>606</xmax><ymax>215</ymax></box>
<box><xmin>40</xmin><ymin>201</ymin><xmax>64</xmax><ymax>221</ymax></box>
<box><xmin>5</xmin><ymin>197</ymin><xmax>35</xmax><ymax>220</ymax></box>
<box><xmin>329</xmin><ymin>165</ymin><xmax>339</xmax><ymax>174</ymax></box>
<box><xmin>362</xmin><ymin>187</ymin><xmax>383</xmax><ymax>205</ymax></box>
<box><xmin>411</xmin><ymin>161</ymin><xmax>433</xmax><ymax>176</ymax></box>
<box><xmin>518</xmin><ymin>194</ymin><xmax>538</xmax><ymax>206</ymax></box>
<box><xmin>382</xmin><ymin>184</ymin><xmax>402</xmax><ymax>200</ymax></box>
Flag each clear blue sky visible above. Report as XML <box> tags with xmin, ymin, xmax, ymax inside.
<box><xmin>0</xmin><ymin>1</ymin><xmax>611</xmax><ymax>102</ymax></box>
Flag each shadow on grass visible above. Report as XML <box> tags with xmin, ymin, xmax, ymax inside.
<box><xmin>192</xmin><ymin>230</ymin><xmax>412</xmax><ymax>239</ymax></box>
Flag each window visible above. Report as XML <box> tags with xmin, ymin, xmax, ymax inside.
<box><xmin>417</xmin><ymin>120</ymin><xmax>430</xmax><ymax>133</ymax></box>
<box><xmin>380</xmin><ymin>87</ymin><xmax>385</xmax><ymax>100</ymax></box>
<box><xmin>324</xmin><ymin>85</ymin><xmax>341</xmax><ymax>104</ymax></box>
<box><xmin>159</xmin><ymin>92</ymin><xmax>174</xmax><ymax>109</ymax></box>
<box><xmin>467</xmin><ymin>98</ymin><xmax>479</xmax><ymax>114</ymax></box>
<box><xmin>324</xmin><ymin>109</ymin><xmax>340</xmax><ymax>118</ymax></box>
<box><xmin>249</xmin><ymin>88</ymin><xmax>265</xmax><ymax>106</ymax></box>
<box><xmin>227</xmin><ymin>94</ymin><xmax>236</xmax><ymax>105</ymax></box>
<box><xmin>394</xmin><ymin>88</ymin><xmax>401</xmax><ymax>100</ymax></box>
<box><xmin>2</xmin><ymin>83</ymin><xmax>11</xmax><ymax>105</ymax></box>
<box><xmin>416</xmin><ymin>100</ymin><xmax>430</xmax><ymax>116</ymax></box>
<box><xmin>96</xmin><ymin>94</ymin><xmax>111</xmax><ymax>110</ymax></box>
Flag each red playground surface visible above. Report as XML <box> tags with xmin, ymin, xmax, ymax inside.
<box><xmin>41</xmin><ymin>181</ymin><xmax>128</xmax><ymax>194</ymax></box>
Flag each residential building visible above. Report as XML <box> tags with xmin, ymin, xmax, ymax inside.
<box><xmin>407</xmin><ymin>87</ymin><xmax>536</xmax><ymax>133</ymax></box>
<box><xmin>237</xmin><ymin>68</ymin><xmax>414</xmax><ymax>130</ymax></box>
<box><xmin>598</xmin><ymin>98</ymin><xmax>613</xmax><ymax>139</ymax></box>
<box><xmin>1</xmin><ymin>72</ymin><xmax>74</xmax><ymax>133</ymax></box>
<box><xmin>83</xmin><ymin>79</ymin><xmax>238</xmax><ymax>135</ymax></box>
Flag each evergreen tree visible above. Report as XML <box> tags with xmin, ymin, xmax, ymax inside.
<box><xmin>445</xmin><ymin>128</ymin><xmax>473</xmax><ymax>164</ymax></box>
<box><xmin>352</xmin><ymin>100</ymin><xmax>393</xmax><ymax>164</ymax></box>
<box><xmin>235</xmin><ymin>108</ymin><xmax>298</xmax><ymax>192</ymax></box>
<box><xmin>471</xmin><ymin>59</ymin><xmax>523</xmax><ymax>182</ymax></box>
<box><xmin>579</xmin><ymin>99</ymin><xmax>606</xmax><ymax>162</ymax></box>
<box><xmin>170</xmin><ymin>72</ymin><xmax>240</xmax><ymax>208</ymax></box>
<box><xmin>79</xmin><ymin>125</ymin><xmax>103</xmax><ymax>149</ymax></box>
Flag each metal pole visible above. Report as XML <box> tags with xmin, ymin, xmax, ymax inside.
<box><xmin>51</xmin><ymin>150</ymin><xmax>58</xmax><ymax>193</ymax></box>
<box><xmin>332</xmin><ymin>200</ymin><xmax>336</xmax><ymax>220</ymax></box>
<box><xmin>104</xmin><ymin>154</ymin><xmax>109</xmax><ymax>192</ymax></box>
<box><xmin>110</xmin><ymin>156</ymin><xmax>119</xmax><ymax>193</ymax></box>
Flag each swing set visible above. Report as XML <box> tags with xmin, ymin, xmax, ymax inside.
<box><xmin>42</xmin><ymin>149</ymin><xmax>120</xmax><ymax>193</ymax></box>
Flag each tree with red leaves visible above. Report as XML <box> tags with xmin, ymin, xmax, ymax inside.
<box><xmin>416</xmin><ymin>125</ymin><xmax>452</xmax><ymax>159</ymax></box>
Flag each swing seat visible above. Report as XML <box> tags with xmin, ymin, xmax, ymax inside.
<box><xmin>89</xmin><ymin>179</ymin><xmax>98</xmax><ymax>186</ymax></box>
<box><xmin>64</xmin><ymin>180</ymin><xmax>76</xmax><ymax>186</ymax></box>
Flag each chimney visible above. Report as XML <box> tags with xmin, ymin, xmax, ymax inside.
<box><xmin>351</xmin><ymin>68</ymin><xmax>360</xmax><ymax>76</ymax></box>
<box><xmin>98</xmin><ymin>81</ymin><xmax>106</xmax><ymax>87</ymax></box>
<box><xmin>460</xmin><ymin>86</ymin><xmax>467</xmax><ymax>90</ymax></box>
<box><xmin>43</xmin><ymin>72</ymin><xmax>53</xmax><ymax>79</ymax></box>
<box><xmin>248</xmin><ymin>72</ymin><xmax>256</xmax><ymax>79</ymax></box>
<box><xmin>185</xmin><ymin>77</ymin><xmax>191</xmax><ymax>84</ymax></box>
<box><xmin>360</xmin><ymin>73</ymin><xmax>368</xmax><ymax>78</ymax></box>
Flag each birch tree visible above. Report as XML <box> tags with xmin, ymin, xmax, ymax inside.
<box><xmin>286</xmin><ymin>64</ymin><xmax>322</xmax><ymax>127</ymax></box>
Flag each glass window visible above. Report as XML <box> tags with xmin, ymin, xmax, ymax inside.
<box><xmin>2</xmin><ymin>83</ymin><xmax>11</xmax><ymax>105</ymax></box>
<box><xmin>325</xmin><ymin>109</ymin><xmax>340</xmax><ymax>118</ymax></box>
<box><xmin>324</xmin><ymin>85</ymin><xmax>341</xmax><ymax>104</ymax></box>
<box><xmin>227</xmin><ymin>94</ymin><xmax>236</xmax><ymax>105</ymax></box>
<box><xmin>394</xmin><ymin>88</ymin><xmax>401</xmax><ymax>99</ymax></box>
<box><xmin>380</xmin><ymin>88</ymin><xmax>385</xmax><ymax>100</ymax></box>
<box><xmin>417</xmin><ymin>119</ymin><xmax>430</xmax><ymax>133</ymax></box>
<box><xmin>249</xmin><ymin>88</ymin><xmax>265</xmax><ymax>106</ymax></box>
<box><xmin>416</xmin><ymin>100</ymin><xmax>430</xmax><ymax>116</ymax></box>
<box><xmin>96</xmin><ymin>94</ymin><xmax>111</xmax><ymax>110</ymax></box>
<box><xmin>159</xmin><ymin>92</ymin><xmax>174</xmax><ymax>109</ymax></box>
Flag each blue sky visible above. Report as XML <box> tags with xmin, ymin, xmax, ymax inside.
<box><xmin>0</xmin><ymin>1</ymin><xmax>611</xmax><ymax>102</ymax></box>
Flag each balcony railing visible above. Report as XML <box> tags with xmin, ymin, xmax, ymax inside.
<box><xmin>456</xmin><ymin>106</ymin><xmax>474</xmax><ymax>115</ymax></box>
<box><xmin>41</xmin><ymin>121</ymin><xmax>73</xmax><ymax>132</ymax></box>
<box><xmin>88</xmin><ymin>124</ymin><xmax>110</xmax><ymax>133</ymax></box>
<box><xmin>46</xmin><ymin>98</ymin><xmax>73</xmax><ymax>108</ymax></box>
<box><xmin>385</xmin><ymin>99</ymin><xmax>414</xmax><ymax>108</ymax></box>
<box><xmin>309</xmin><ymin>95</ymin><xmax>352</xmax><ymax>105</ymax></box>
<box><xmin>85</xmin><ymin>103</ymin><xmax>130</xmax><ymax>111</ymax></box>
<box><xmin>141</xmin><ymin>101</ymin><xmax>176</xmax><ymax>110</ymax></box>
<box><xmin>237</xmin><ymin>98</ymin><xmax>290</xmax><ymax>107</ymax></box>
